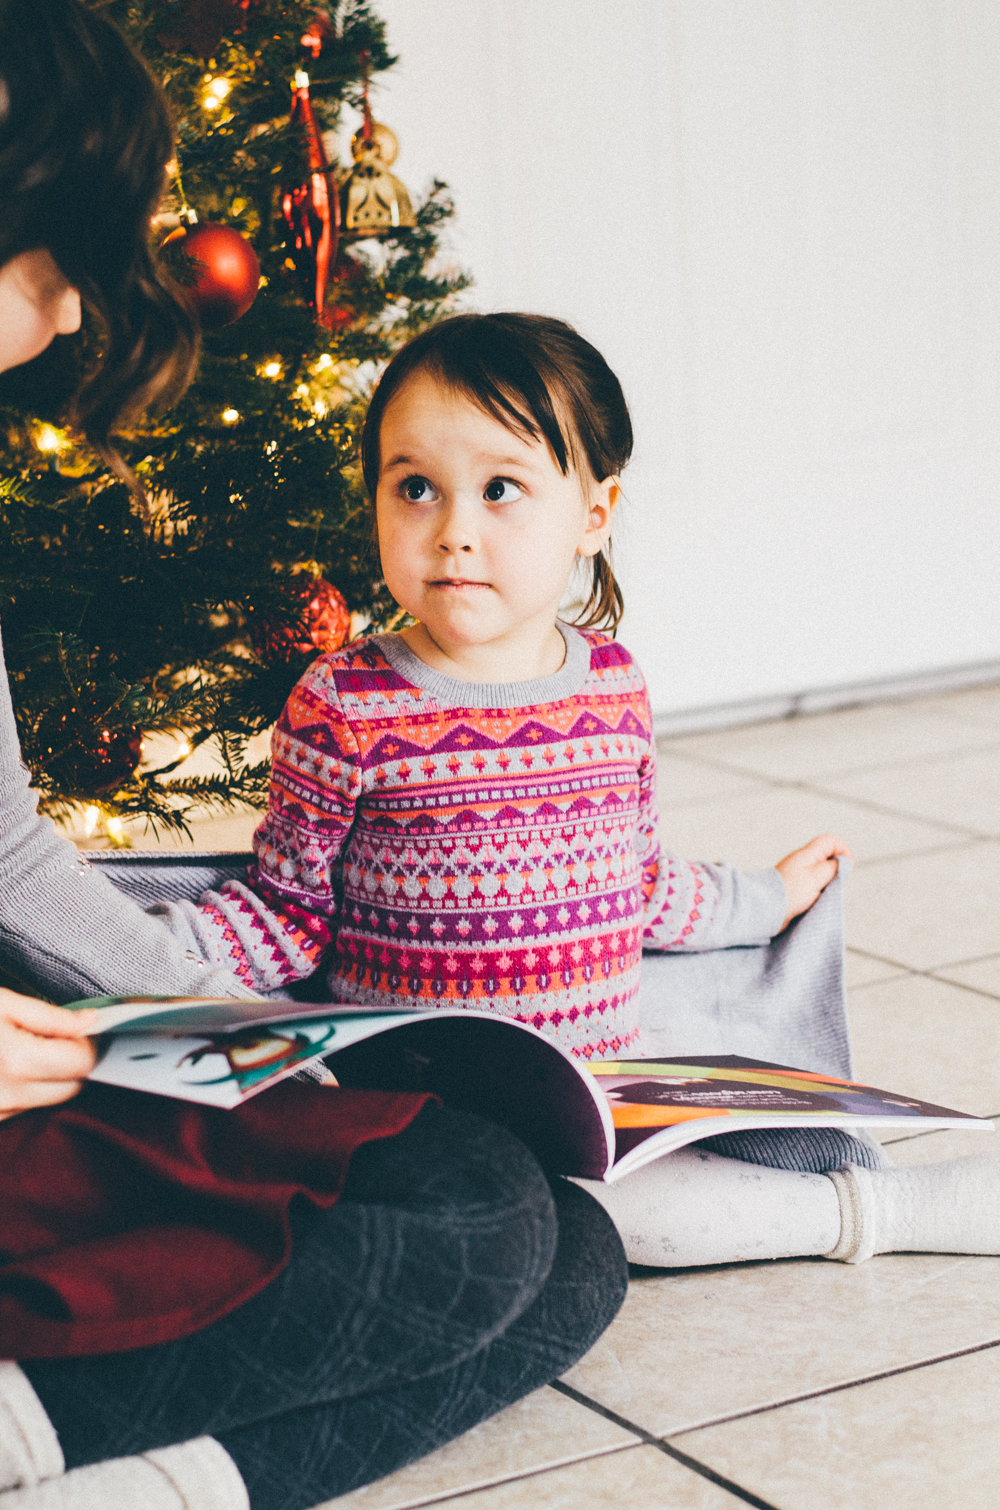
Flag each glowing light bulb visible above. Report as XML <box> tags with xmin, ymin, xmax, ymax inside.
<box><xmin>315</xmin><ymin>353</ymin><xmax>333</xmax><ymax>371</ymax></box>
<box><xmin>36</xmin><ymin>425</ymin><xmax>63</xmax><ymax>453</ymax></box>
<box><xmin>106</xmin><ymin>817</ymin><xmax>124</xmax><ymax>843</ymax></box>
<box><xmin>222</xmin><ymin>408</ymin><xmax>240</xmax><ymax>424</ymax></box>
<box><xmin>176</xmin><ymin>740</ymin><xmax>192</xmax><ymax>759</ymax></box>
<box><xmin>83</xmin><ymin>805</ymin><xmax>100</xmax><ymax>838</ymax></box>
<box><xmin>295</xmin><ymin>383</ymin><xmax>309</xmax><ymax>398</ymax></box>
<box><xmin>263</xmin><ymin>361</ymin><xmax>281</xmax><ymax>378</ymax></box>
<box><xmin>203</xmin><ymin>76</ymin><xmax>231</xmax><ymax>109</ymax></box>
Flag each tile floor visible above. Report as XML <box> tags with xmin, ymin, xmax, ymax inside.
<box><xmin>130</xmin><ymin>681</ymin><xmax>1000</xmax><ymax>1509</ymax></box>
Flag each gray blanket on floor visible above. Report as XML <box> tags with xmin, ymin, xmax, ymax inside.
<box><xmin>637</xmin><ymin>861</ymin><xmax>854</xmax><ymax>1080</ymax></box>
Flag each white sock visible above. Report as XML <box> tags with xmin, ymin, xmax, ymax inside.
<box><xmin>575</xmin><ymin>1146</ymin><xmax>842</xmax><ymax>1267</ymax></box>
<box><xmin>0</xmin><ymin>1367</ymin><xmax>63</xmax><ymax>1494</ymax></box>
<box><xmin>826</xmin><ymin>1149</ymin><xmax>1000</xmax><ymax>1263</ymax></box>
<box><xmin>0</xmin><ymin>1439</ymin><xmax>248</xmax><ymax>1510</ymax></box>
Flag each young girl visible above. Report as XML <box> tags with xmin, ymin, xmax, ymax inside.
<box><xmin>174</xmin><ymin>311</ymin><xmax>1000</xmax><ymax>1272</ymax></box>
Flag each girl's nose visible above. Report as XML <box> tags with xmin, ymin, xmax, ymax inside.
<box><xmin>434</xmin><ymin>500</ymin><xmax>476</xmax><ymax>554</ymax></box>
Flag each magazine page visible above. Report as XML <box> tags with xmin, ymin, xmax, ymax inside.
<box><xmin>67</xmin><ymin>993</ymin><xmax>425</xmax><ymax>1035</ymax></box>
<box><xmin>327</xmin><ymin>1012</ymin><xmax>616</xmax><ymax>1180</ymax></box>
<box><xmin>87</xmin><ymin>1007</ymin><xmax>617</xmax><ymax>1179</ymax></box>
<box><xmin>88</xmin><ymin>1012</ymin><xmax>421</xmax><ymax>1108</ymax></box>
<box><xmin>589</xmin><ymin>1058</ymin><xmax>994</xmax><ymax>1183</ymax></box>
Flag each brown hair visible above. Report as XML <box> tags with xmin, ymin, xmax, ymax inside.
<box><xmin>360</xmin><ymin>313</ymin><xmax>632</xmax><ymax>634</ymax></box>
<box><xmin>0</xmin><ymin>0</ymin><xmax>198</xmax><ymax>448</ymax></box>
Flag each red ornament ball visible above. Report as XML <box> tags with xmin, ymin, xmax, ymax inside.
<box><xmin>253</xmin><ymin>576</ymin><xmax>351</xmax><ymax>664</ymax></box>
<box><xmin>51</xmin><ymin>717</ymin><xmax>144</xmax><ymax>794</ymax></box>
<box><xmin>182</xmin><ymin>223</ymin><xmax>260</xmax><ymax>328</ymax></box>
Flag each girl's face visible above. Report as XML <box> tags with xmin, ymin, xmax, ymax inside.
<box><xmin>0</xmin><ymin>249</ymin><xmax>81</xmax><ymax>374</ymax></box>
<box><xmin>376</xmin><ymin>371</ymin><xmax>618</xmax><ymax>680</ymax></box>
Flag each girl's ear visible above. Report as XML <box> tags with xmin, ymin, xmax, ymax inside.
<box><xmin>577</xmin><ymin>477</ymin><xmax>620</xmax><ymax>559</ymax></box>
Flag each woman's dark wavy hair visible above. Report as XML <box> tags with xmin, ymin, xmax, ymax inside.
<box><xmin>0</xmin><ymin>0</ymin><xmax>197</xmax><ymax>449</ymax></box>
<box><xmin>361</xmin><ymin>313</ymin><xmax>632</xmax><ymax>635</ymax></box>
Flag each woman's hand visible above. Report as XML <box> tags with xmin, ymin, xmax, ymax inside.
<box><xmin>775</xmin><ymin>833</ymin><xmax>852</xmax><ymax>931</ymax></box>
<box><xmin>0</xmin><ymin>990</ymin><xmax>98</xmax><ymax>1121</ymax></box>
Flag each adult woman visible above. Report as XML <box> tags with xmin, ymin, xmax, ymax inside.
<box><xmin>0</xmin><ymin>4</ymin><xmax>627</xmax><ymax>1506</ymax></box>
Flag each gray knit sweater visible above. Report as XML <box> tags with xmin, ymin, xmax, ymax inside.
<box><xmin>0</xmin><ymin>629</ymin><xmax>255</xmax><ymax>1003</ymax></box>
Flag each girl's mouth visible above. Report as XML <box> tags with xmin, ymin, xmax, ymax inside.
<box><xmin>428</xmin><ymin>579</ymin><xmax>491</xmax><ymax>590</ymax></box>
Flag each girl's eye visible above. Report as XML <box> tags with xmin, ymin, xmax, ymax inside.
<box><xmin>401</xmin><ymin>475</ymin><xmax>438</xmax><ymax>503</ymax></box>
<box><xmin>483</xmin><ymin>477</ymin><xmax>523</xmax><ymax>503</ymax></box>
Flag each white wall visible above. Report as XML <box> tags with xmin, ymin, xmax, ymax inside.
<box><xmin>362</xmin><ymin>0</ymin><xmax>1000</xmax><ymax>723</ymax></box>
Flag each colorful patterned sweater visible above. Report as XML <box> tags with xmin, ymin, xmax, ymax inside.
<box><xmin>171</xmin><ymin>627</ymin><xmax>787</xmax><ymax>1059</ymax></box>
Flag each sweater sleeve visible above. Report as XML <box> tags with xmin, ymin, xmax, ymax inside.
<box><xmin>638</xmin><ymin>735</ymin><xmax>787</xmax><ymax>951</ymax></box>
<box><xmin>0</xmin><ymin>629</ymin><xmax>257</xmax><ymax>1003</ymax></box>
<box><xmin>163</xmin><ymin>661</ymin><xmax>363</xmax><ymax>995</ymax></box>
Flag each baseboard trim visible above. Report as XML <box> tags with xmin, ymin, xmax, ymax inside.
<box><xmin>652</xmin><ymin>659</ymin><xmax>1000</xmax><ymax>738</ymax></box>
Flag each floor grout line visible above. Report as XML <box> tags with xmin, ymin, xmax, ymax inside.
<box><xmin>658</xmin><ymin>733</ymin><xmax>1000</xmax><ymax>787</ymax></box>
<box><xmin>551</xmin><ymin>1382</ymin><xmax>781</xmax><ymax>1510</ymax></box>
<box><xmin>846</xmin><ymin>949</ymin><xmax>1000</xmax><ymax>1006</ymax></box>
<box><xmin>557</xmin><ymin>1335</ymin><xmax>1000</xmax><ymax>1456</ymax></box>
<box><xmin>354</xmin><ymin>1438</ymin><xmax>644</xmax><ymax>1510</ymax></box>
<box><xmin>655</xmin><ymin>747</ymin><xmax>1000</xmax><ymax>851</ymax></box>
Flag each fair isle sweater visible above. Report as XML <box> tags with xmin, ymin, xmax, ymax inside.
<box><xmin>175</xmin><ymin>626</ymin><xmax>788</xmax><ymax>1059</ymax></box>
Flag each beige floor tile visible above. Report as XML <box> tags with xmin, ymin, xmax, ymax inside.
<box><xmin>657</xmin><ymin>786</ymin><xmax>959</xmax><ymax>871</ymax></box>
<box><xmin>821</xmin><ymin>747</ymin><xmax>1000</xmax><ymax>837</ymax></box>
<box><xmin>843</xmin><ymin>951</ymin><xmax>908</xmax><ymax>989</ymax></box>
<box><xmin>918</xmin><ymin>682</ymin><xmax>1000</xmax><ymax>730</ymax></box>
<box><xmin>670</xmin><ymin>703</ymin><xmax>997</xmax><ymax>783</ymax></box>
<box><xmin>653</xmin><ymin>751</ymin><xmax>768</xmax><ymax>810</ymax></box>
<box><xmin>400</xmin><ymin>1443</ymin><xmax>746</xmax><ymax>1510</ymax></box>
<box><xmin>843</xmin><ymin>841</ymin><xmax>1000</xmax><ymax>969</ymax></box>
<box><xmin>933</xmin><ymin>953</ymin><xmax>1000</xmax><ymax>998</ymax></box>
<box><xmin>848</xmin><ymin>973</ymin><xmax>1000</xmax><ymax>1117</ymax></box>
<box><xmin>673</xmin><ymin>1342</ymin><xmax>1000</xmax><ymax>1510</ymax></box>
<box><xmin>320</xmin><ymin>1389</ymin><xmax>639</xmax><ymax>1510</ymax></box>
<box><xmin>561</xmin><ymin>1251</ymin><xmax>1000</xmax><ymax>1437</ymax></box>
<box><xmin>876</xmin><ymin>1120</ymin><xmax>1000</xmax><ymax>1165</ymax></box>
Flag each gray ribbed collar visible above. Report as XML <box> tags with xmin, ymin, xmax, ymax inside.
<box><xmin>374</xmin><ymin>623</ymin><xmax>591</xmax><ymax>709</ymax></box>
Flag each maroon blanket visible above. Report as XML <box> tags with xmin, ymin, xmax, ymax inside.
<box><xmin>0</xmin><ymin>1080</ymin><xmax>430</xmax><ymax>1358</ymax></box>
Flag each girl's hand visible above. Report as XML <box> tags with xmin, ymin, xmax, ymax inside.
<box><xmin>0</xmin><ymin>990</ymin><xmax>98</xmax><ymax>1122</ymax></box>
<box><xmin>775</xmin><ymin>833</ymin><xmax>852</xmax><ymax>931</ymax></box>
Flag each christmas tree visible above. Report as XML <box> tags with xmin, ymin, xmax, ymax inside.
<box><xmin>0</xmin><ymin>0</ymin><xmax>467</xmax><ymax>844</ymax></box>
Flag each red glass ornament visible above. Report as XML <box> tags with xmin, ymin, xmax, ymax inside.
<box><xmin>51</xmin><ymin>718</ymin><xmax>144</xmax><ymax>794</ymax></box>
<box><xmin>252</xmin><ymin>577</ymin><xmax>351</xmax><ymax>664</ymax></box>
<box><xmin>182</xmin><ymin>223</ymin><xmax>260</xmax><ymax>328</ymax></box>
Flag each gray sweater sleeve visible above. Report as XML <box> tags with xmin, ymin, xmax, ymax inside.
<box><xmin>0</xmin><ymin>629</ymin><xmax>256</xmax><ymax>1003</ymax></box>
<box><xmin>642</xmin><ymin>853</ymin><xmax>789</xmax><ymax>953</ymax></box>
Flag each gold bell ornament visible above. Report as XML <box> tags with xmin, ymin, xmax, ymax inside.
<box><xmin>341</xmin><ymin>55</ymin><xmax>416</xmax><ymax>238</ymax></box>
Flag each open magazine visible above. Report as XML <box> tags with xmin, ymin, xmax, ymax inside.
<box><xmin>72</xmin><ymin>995</ymin><xmax>993</xmax><ymax>1183</ymax></box>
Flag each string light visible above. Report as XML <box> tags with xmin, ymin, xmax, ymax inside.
<box><xmin>83</xmin><ymin>805</ymin><xmax>100</xmax><ymax>838</ymax></box>
<box><xmin>263</xmin><ymin>361</ymin><xmax>281</xmax><ymax>378</ymax></box>
<box><xmin>295</xmin><ymin>383</ymin><xmax>309</xmax><ymax>398</ymax></box>
<box><xmin>106</xmin><ymin>816</ymin><xmax>125</xmax><ymax>844</ymax></box>
<box><xmin>315</xmin><ymin>353</ymin><xmax>333</xmax><ymax>371</ymax></box>
<box><xmin>203</xmin><ymin>75</ymin><xmax>231</xmax><ymax>109</ymax></box>
<box><xmin>222</xmin><ymin>408</ymin><xmax>240</xmax><ymax>424</ymax></box>
<box><xmin>176</xmin><ymin>740</ymin><xmax>192</xmax><ymax>759</ymax></box>
<box><xmin>36</xmin><ymin>425</ymin><xmax>64</xmax><ymax>453</ymax></box>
